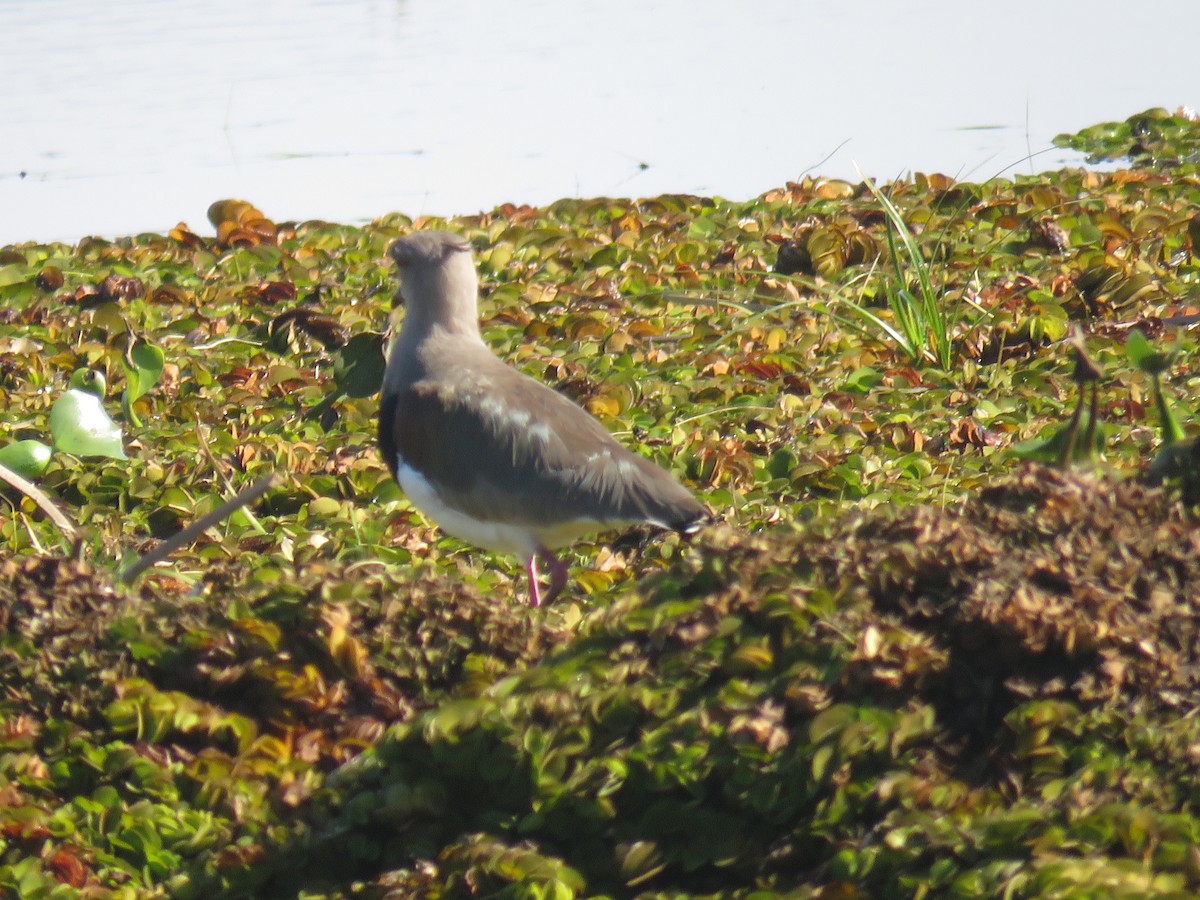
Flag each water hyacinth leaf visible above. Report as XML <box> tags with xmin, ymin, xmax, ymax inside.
<box><xmin>766</xmin><ymin>447</ymin><xmax>799</xmax><ymax>479</ymax></box>
<box><xmin>50</xmin><ymin>388</ymin><xmax>127</xmax><ymax>459</ymax></box>
<box><xmin>0</xmin><ymin>262</ymin><xmax>34</xmax><ymax>290</ymax></box>
<box><xmin>335</xmin><ymin>331</ymin><xmax>387</xmax><ymax>398</ymax></box>
<box><xmin>1053</xmin><ymin>107</ymin><xmax>1200</xmax><ymax>168</ymax></box>
<box><xmin>1125</xmin><ymin>330</ymin><xmax>1186</xmax><ymax>444</ymax></box>
<box><xmin>844</xmin><ymin>366</ymin><xmax>883</xmax><ymax>393</ymax></box>
<box><xmin>0</xmin><ymin>439</ymin><xmax>53</xmax><ymax>479</ymax></box>
<box><xmin>68</xmin><ymin>367</ymin><xmax>107</xmax><ymax>397</ymax></box>
<box><xmin>1153</xmin><ymin>386</ymin><xmax>1187</xmax><ymax>446</ymax></box>
<box><xmin>7</xmin><ymin>132</ymin><xmax>1200</xmax><ymax>897</ymax></box>
<box><xmin>124</xmin><ymin>340</ymin><xmax>165</xmax><ymax>406</ymax></box>
<box><xmin>1011</xmin><ymin>413</ymin><xmax>1106</xmax><ymax>464</ymax></box>
<box><xmin>1124</xmin><ymin>329</ymin><xmax>1172</xmax><ymax>375</ymax></box>
<box><xmin>123</xmin><ymin>339</ymin><xmax>166</xmax><ymax>427</ymax></box>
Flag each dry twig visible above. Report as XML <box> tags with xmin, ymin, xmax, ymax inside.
<box><xmin>120</xmin><ymin>470</ymin><xmax>283</xmax><ymax>584</ymax></box>
<box><xmin>0</xmin><ymin>460</ymin><xmax>77</xmax><ymax>541</ymax></box>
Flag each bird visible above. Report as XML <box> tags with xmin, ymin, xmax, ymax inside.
<box><xmin>378</xmin><ymin>230</ymin><xmax>709</xmax><ymax>607</ymax></box>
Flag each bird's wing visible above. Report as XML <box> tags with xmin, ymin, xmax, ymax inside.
<box><xmin>382</xmin><ymin>364</ymin><xmax>702</xmax><ymax>530</ymax></box>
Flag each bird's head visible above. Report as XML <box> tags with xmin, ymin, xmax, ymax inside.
<box><xmin>388</xmin><ymin>231</ymin><xmax>479</xmax><ymax>336</ymax></box>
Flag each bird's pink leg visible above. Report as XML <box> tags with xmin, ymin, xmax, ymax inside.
<box><xmin>524</xmin><ymin>550</ymin><xmax>569</xmax><ymax>607</ymax></box>
<box><xmin>526</xmin><ymin>555</ymin><xmax>543</xmax><ymax>608</ymax></box>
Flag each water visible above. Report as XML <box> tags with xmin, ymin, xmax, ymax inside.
<box><xmin>1</xmin><ymin>0</ymin><xmax>1195</xmax><ymax>245</ymax></box>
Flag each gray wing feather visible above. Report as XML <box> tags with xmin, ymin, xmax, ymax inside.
<box><xmin>390</xmin><ymin>364</ymin><xmax>703</xmax><ymax>529</ymax></box>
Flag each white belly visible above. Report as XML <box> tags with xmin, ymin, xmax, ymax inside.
<box><xmin>396</xmin><ymin>461</ymin><xmax>612</xmax><ymax>557</ymax></box>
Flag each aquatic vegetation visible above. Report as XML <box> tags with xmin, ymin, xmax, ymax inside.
<box><xmin>0</xmin><ymin>108</ymin><xmax>1199</xmax><ymax>896</ymax></box>
<box><xmin>834</xmin><ymin>174</ymin><xmax>967</xmax><ymax>370</ymax></box>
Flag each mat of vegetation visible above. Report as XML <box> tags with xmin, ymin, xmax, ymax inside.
<box><xmin>0</xmin><ymin>107</ymin><xmax>1198</xmax><ymax>898</ymax></box>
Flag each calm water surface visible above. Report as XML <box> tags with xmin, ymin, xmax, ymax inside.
<box><xmin>1</xmin><ymin>0</ymin><xmax>1195</xmax><ymax>244</ymax></box>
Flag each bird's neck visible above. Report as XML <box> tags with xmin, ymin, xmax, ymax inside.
<box><xmin>413</xmin><ymin>264</ymin><xmax>484</xmax><ymax>335</ymax></box>
<box><xmin>400</xmin><ymin>312</ymin><xmax>485</xmax><ymax>349</ymax></box>
<box><xmin>385</xmin><ymin>319</ymin><xmax>488</xmax><ymax>393</ymax></box>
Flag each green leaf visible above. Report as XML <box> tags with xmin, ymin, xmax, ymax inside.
<box><xmin>50</xmin><ymin>389</ymin><xmax>127</xmax><ymax>459</ymax></box>
<box><xmin>1125</xmin><ymin>330</ymin><xmax>1185</xmax><ymax>443</ymax></box>
<box><xmin>1011</xmin><ymin>413</ymin><xmax>1106</xmax><ymax>464</ymax></box>
<box><xmin>122</xmin><ymin>339</ymin><xmax>166</xmax><ymax>427</ymax></box>
<box><xmin>844</xmin><ymin>366</ymin><xmax>883</xmax><ymax>393</ymax></box>
<box><xmin>68</xmin><ymin>367</ymin><xmax>107</xmax><ymax>397</ymax></box>
<box><xmin>766</xmin><ymin>447</ymin><xmax>799</xmax><ymax>479</ymax></box>
<box><xmin>0</xmin><ymin>262</ymin><xmax>35</xmax><ymax>288</ymax></box>
<box><xmin>124</xmin><ymin>340</ymin><xmax>166</xmax><ymax>406</ymax></box>
<box><xmin>1125</xmin><ymin>328</ymin><xmax>1172</xmax><ymax>375</ymax></box>
<box><xmin>335</xmin><ymin>331</ymin><xmax>387</xmax><ymax>398</ymax></box>
<box><xmin>0</xmin><ymin>439</ymin><xmax>53</xmax><ymax>479</ymax></box>
<box><xmin>1153</xmin><ymin>377</ymin><xmax>1187</xmax><ymax>445</ymax></box>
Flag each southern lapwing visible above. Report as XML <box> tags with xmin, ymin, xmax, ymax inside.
<box><xmin>378</xmin><ymin>230</ymin><xmax>709</xmax><ymax>607</ymax></box>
